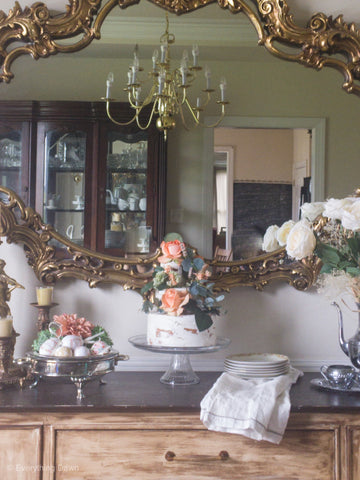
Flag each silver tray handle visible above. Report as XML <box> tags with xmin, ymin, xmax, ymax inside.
<box><xmin>115</xmin><ymin>354</ymin><xmax>129</xmax><ymax>364</ymax></box>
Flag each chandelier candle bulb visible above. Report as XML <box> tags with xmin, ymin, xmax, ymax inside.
<box><xmin>220</xmin><ymin>77</ymin><xmax>227</xmax><ymax>102</ymax></box>
<box><xmin>180</xmin><ymin>66</ymin><xmax>186</xmax><ymax>86</ymax></box>
<box><xmin>152</xmin><ymin>50</ymin><xmax>159</xmax><ymax>71</ymax></box>
<box><xmin>192</xmin><ymin>44</ymin><xmax>199</xmax><ymax>67</ymax></box>
<box><xmin>36</xmin><ymin>286</ymin><xmax>53</xmax><ymax>306</ymax></box>
<box><xmin>196</xmin><ymin>97</ymin><xmax>201</xmax><ymax>108</ymax></box>
<box><xmin>0</xmin><ymin>316</ymin><xmax>12</xmax><ymax>337</ymax></box>
<box><xmin>204</xmin><ymin>66</ymin><xmax>211</xmax><ymax>90</ymax></box>
<box><xmin>160</xmin><ymin>44</ymin><xmax>167</xmax><ymax>63</ymax></box>
<box><xmin>127</xmin><ymin>70</ymin><xmax>132</xmax><ymax>86</ymax></box>
<box><xmin>106</xmin><ymin>72</ymin><xmax>114</xmax><ymax>98</ymax></box>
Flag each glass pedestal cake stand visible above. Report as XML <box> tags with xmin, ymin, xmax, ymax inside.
<box><xmin>128</xmin><ymin>335</ymin><xmax>230</xmax><ymax>385</ymax></box>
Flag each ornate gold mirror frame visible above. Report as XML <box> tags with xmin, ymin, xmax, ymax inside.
<box><xmin>0</xmin><ymin>0</ymin><xmax>357</xmax><ymax>291</ymax></box>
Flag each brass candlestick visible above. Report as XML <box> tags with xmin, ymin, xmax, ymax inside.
<box><xmin>30</xmin><ymin>303</ymin><xmax>58</xmax><ymax>331</ymax></box>
<box><xmin>0</xmin><ymin>329</ymin><xmax>27</xmax><ymax>388</ymax></box>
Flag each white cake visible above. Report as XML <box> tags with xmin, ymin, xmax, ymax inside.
<box><xmin>147</xmin><ymin>313</ymin><xmax>216</xmax><ymax>347</ymax></box>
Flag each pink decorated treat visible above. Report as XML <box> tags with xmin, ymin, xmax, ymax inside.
<box><xmin>90</xmin><ymin>340</ymin><xmax>111</xmax><ymax>356</ymax></box>
<box><xmin>74</xmin><ymin>346</ymin><xmax>90</xmax><ymax>357</ymax></box>
<box><xmin>61</xmin><ymin>334</ymin><xmax>83</xmax><ymax>350</ymax></box>
<box><xmin>39</xmin><ymin>337</ymin><xmax>60</xmax><ymax>356</ymax></box>
<box><xmin>53</xmin><ymin>346</ymin><xmax>73</xmax><ymax>357</ymax></box>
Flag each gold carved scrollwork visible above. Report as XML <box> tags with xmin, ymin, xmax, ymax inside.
<box><xmin>1</xmin><ymin>0</ymin><xmax>355</xmax><ymax>291</ymax></box>
<box><xmin>0</xmin><ymin>187</ymin><xmax>321</xmax><ymax>292</ymax></box>
<box><xmin>0</xmin><ymin>0</ymin><xmax>360</xmax><ymax>96</ymax></box>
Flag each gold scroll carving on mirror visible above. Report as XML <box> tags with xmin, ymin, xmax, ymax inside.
<box><xmin>0</xmin><ymin>187</ymin><xmax>321</xmax><ymax>291</ymax></box>
<box><xmin>0</xmin><ymin>0</ymin><xmax>357</xmax><ymax>291</ymax></box>
<box><xmin>1</xmin><ymin>0</ymin><xmax>360</xmax><ymax>96</ymax></box>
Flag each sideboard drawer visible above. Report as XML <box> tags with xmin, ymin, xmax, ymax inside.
<box><xmin>54</xmin><ymin>427</ymin><xmax>337</xmax><ymax>479</ymax></box>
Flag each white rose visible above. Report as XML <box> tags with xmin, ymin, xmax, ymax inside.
<box><xmin>276</xmin><ymin>220</ymin><xmax>295</xmax><ymax>246</ymax></box>
<box><xmin>300</xmin><ymin>202</ymin><xmax>325</xmax><ymax>222</ymax></box>
<box><xmin>323</xmin><ymin>197</ymin><xmax>355</xmax><ymax>222</ymax></box>
<box><xmin>262</xmin><ymin>225</ymin><xmax>280</xmax><ymax>252</ymax></box>
<box><xmin>286</xmin><ymin>220</ymin><xmax>316</xmax><ymax>260</ymax></box>
<box><xmin>341</xmin><ymin>199</ymin><xmax>360</xmax><ymax>231</ymax></box>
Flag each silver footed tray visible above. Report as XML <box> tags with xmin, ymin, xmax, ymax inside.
<box><xmin>19</xmin><ymin>350</ymin><xmax>128</xmax><ymax>400</ymax></box>
<box><xmin>310</xmin><ymin>377</ymin><xmax>360</xmax><ymax>393</ymax></box>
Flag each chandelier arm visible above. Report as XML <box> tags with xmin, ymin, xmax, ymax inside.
<box><xmin>184</xmin><ymin>97</ymin><xmax>226</xmax><ymax>128</ymax></box>
<box><xmin>178</xmin><ymin>103</ymin><xmax>192</xmax><ymax>131</ymax></box>
<box><xmin>135</xmin><ymin>100</ymin><xmax>158</xmax><ymax>130</ymax></box>
<box><xmin>105</xmin><ymin>101</ymin><xmax>141</xmax><ymax>126</ymax></box>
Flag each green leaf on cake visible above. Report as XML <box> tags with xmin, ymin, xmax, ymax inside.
<box><xmin>163</xmin><ymin>232</ymin><xmax>183</xmax><ymax>242</ymax></box>
<box><xmin>194</xmin><ymin>310</ymin><xmax>213</xmax><ymax>332</ymax></box>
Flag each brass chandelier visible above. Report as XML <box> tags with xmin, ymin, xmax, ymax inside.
<box><xmin>102</xmin><ymin>16</ymin><xmax>228</xmax><ymax>140</ymax></box>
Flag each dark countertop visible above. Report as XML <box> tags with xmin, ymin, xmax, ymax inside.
<box><xmin>1</xmin><ymin>372</ymin><xmax>360</xmax><ymax>413</ymax></box>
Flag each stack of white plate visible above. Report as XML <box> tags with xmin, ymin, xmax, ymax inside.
<box><xmin>224</xmin><ymin>353</ymin><xmax>290</xmax><ymax>378</ymax></box>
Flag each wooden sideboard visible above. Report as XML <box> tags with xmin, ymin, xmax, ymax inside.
<box><xmin>1</xmin><ymin>372</ymin><xmax>360</xmax><ymax>480</ymax></box>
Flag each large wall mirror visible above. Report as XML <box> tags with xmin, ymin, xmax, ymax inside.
<box><xmin>0</xmin><ymin>0</ymin><xmax>359</xmax><ymax>291</ymax></box>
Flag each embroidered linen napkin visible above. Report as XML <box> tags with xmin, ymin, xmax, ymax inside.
<box><xmin>200</xmin><ymin>367</ymin><xmax>302</xmax><ymax>444</ymax></box>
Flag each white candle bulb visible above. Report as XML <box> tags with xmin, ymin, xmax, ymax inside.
<box><xmin>196</xmin><ymin>97</ymin><xmax>201</xmax><ymax>108</ymax></box>
<box><xmin>158</xmin><ymin>70</ymin><xmax>165</xmax><ymax>94</ymax></box>
<box><xmin>204</xmin><ymin>65</ymin><xmax>211</xmax><ymax>90</ymax></box>
<box><xmin>152</xmin><ymin>49</ymin><xmax>159</xmax><ymax>70</ymax></box>
<box><xmin>135</xmin><ymin>87</ymin><xmax>141</xmax><ymax>105</ymax></box>
<box><xmin>160</xmin><ymin>43</ymin><xmax>168</xmax><ymax>63</ymax></box>
<box><xmin>179</xmin><ymin>66</ymin><xmax>186</xmax><ymax>85</ymax></box>
<box><xmin>182</xmin><ymin>50</ymin><xmax>189</xmax><ymax>68</ymax></box>
<box><xmin>219</xmin><ymin>77</ymin><xmax>227</xmax><ymax>102</ymax></box>
<box><xmin>131</xmin><ymin>65</ymin><xmax>137</xmax><ymax>84</ymax></box>
<box><xmin>192</xmin><ymin>44</ymin><xmax>199</xmax><ymax>67</ymax></box>
<box><xmin>106</xmin><ymin>72</ymin><xmax>114</xmax><ymax>98</ymax></box>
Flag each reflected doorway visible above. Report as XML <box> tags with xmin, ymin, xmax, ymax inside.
<box><xmin>213</xmin><ymin>146</ymin><xmax>233</xmax><ymax>255</ymax></box>
<box><xmin>214</xmin><ymin>127</ymin><xmax>312</xmax><ymax>259</ymax></box>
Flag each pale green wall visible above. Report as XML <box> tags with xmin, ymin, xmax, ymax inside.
<box><xmin>1</xmin><ymin>46</ymin><xmax>359</xmax><ymax>254</ymax></box>
<box><xmin>167</xmin><ymin>57</ymin><xmax>360</xmax><ymax>253</ymax></box>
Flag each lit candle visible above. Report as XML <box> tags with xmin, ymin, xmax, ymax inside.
<box><xmin>36</xmin><ymin>286</ymin><xmax>53</xmax><ymax>306</ymax></box>
<box><xmin>204</xmin><ymin>65</ymin><xmax>211</xmax><ymax>90</ymax></box>
<box><xmin>192</xmin><ymin>44</ymin><xmax>199</xmax><ymax>67</ymax></box>
<box><xmin>0</xmin><ymin>316</ymin><xmax>13</xmax><ymax>337</ymax></box>
<box><xmin>106</xmin><ymin>72</ymin><xmax>114</xmax><ymax>98</ymax></box>
<box><xmin>219</xmin><ymin>77</ymin><xmax>227</xmax><ymax>102</ymax></box>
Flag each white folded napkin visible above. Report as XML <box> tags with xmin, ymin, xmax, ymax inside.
<box><xmin>200</xmin><ymin>367</ymin><xmax>302</xmax><ymax>444</ymax></box>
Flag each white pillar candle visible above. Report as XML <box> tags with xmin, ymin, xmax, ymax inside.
<box><xmin>36</xmin><ymin>286</ymin><xmax>53</xmax><ymax>306</ymax></box>
<box><xmin>0</xmin><ymin>316</ymin><xmax>13</xmax><ymax>337</ymax></box>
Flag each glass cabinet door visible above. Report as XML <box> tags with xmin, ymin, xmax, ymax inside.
<box><xmin>104</xmin><ymin>131</ymin><xmax>152</xmax><ymax>254</ymax></box>
<box><xmin>0</xmin><ymin>123</ymin><xmax>28</xmax><ymax>203</ymax></box>
<box><xmin>38</xmin><ymin>126</ymin><xmax>87</xmax><ymax>247</ymax></box>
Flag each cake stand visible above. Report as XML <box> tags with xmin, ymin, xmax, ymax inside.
<box><xmin>128</xmin><ymin>335</ymin><xmax>230</xmax><ymax>385</ymax></box>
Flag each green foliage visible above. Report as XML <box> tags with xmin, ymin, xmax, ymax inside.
<box><xmin>315</xmin><ymin>233</ymin><xmax>360</xmax><ymax>277</ymax></box>
<box><xmin>32</xmin><ymin>330</ymin><xmax>52</xmax><ymax>352</ymax></box>
<box><xmin>91</xmin><ymin>325</ymin><xmax>113</xmax><ymax>346</ymax></box>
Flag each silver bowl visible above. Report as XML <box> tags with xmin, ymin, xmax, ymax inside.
<box><xmin>18</xmin><ymin>350</ymin><xmax>128</xmax><ymax>399</ymax></box>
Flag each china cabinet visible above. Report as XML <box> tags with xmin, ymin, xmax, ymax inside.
<box><xmin>0</xmin><ymin>102</ymin><xmax>35</xmax><ymax>206</ymax></box>
<box><xmin>0</xmin><ymin>101</ymin><xmax>166</xmax><ymax>256</ymax></box>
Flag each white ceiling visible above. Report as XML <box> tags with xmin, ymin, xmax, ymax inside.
<box><xmin>1</xmin><ymin>0</ymin><xmax>360</xmax><ymax>24</ymax></box>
